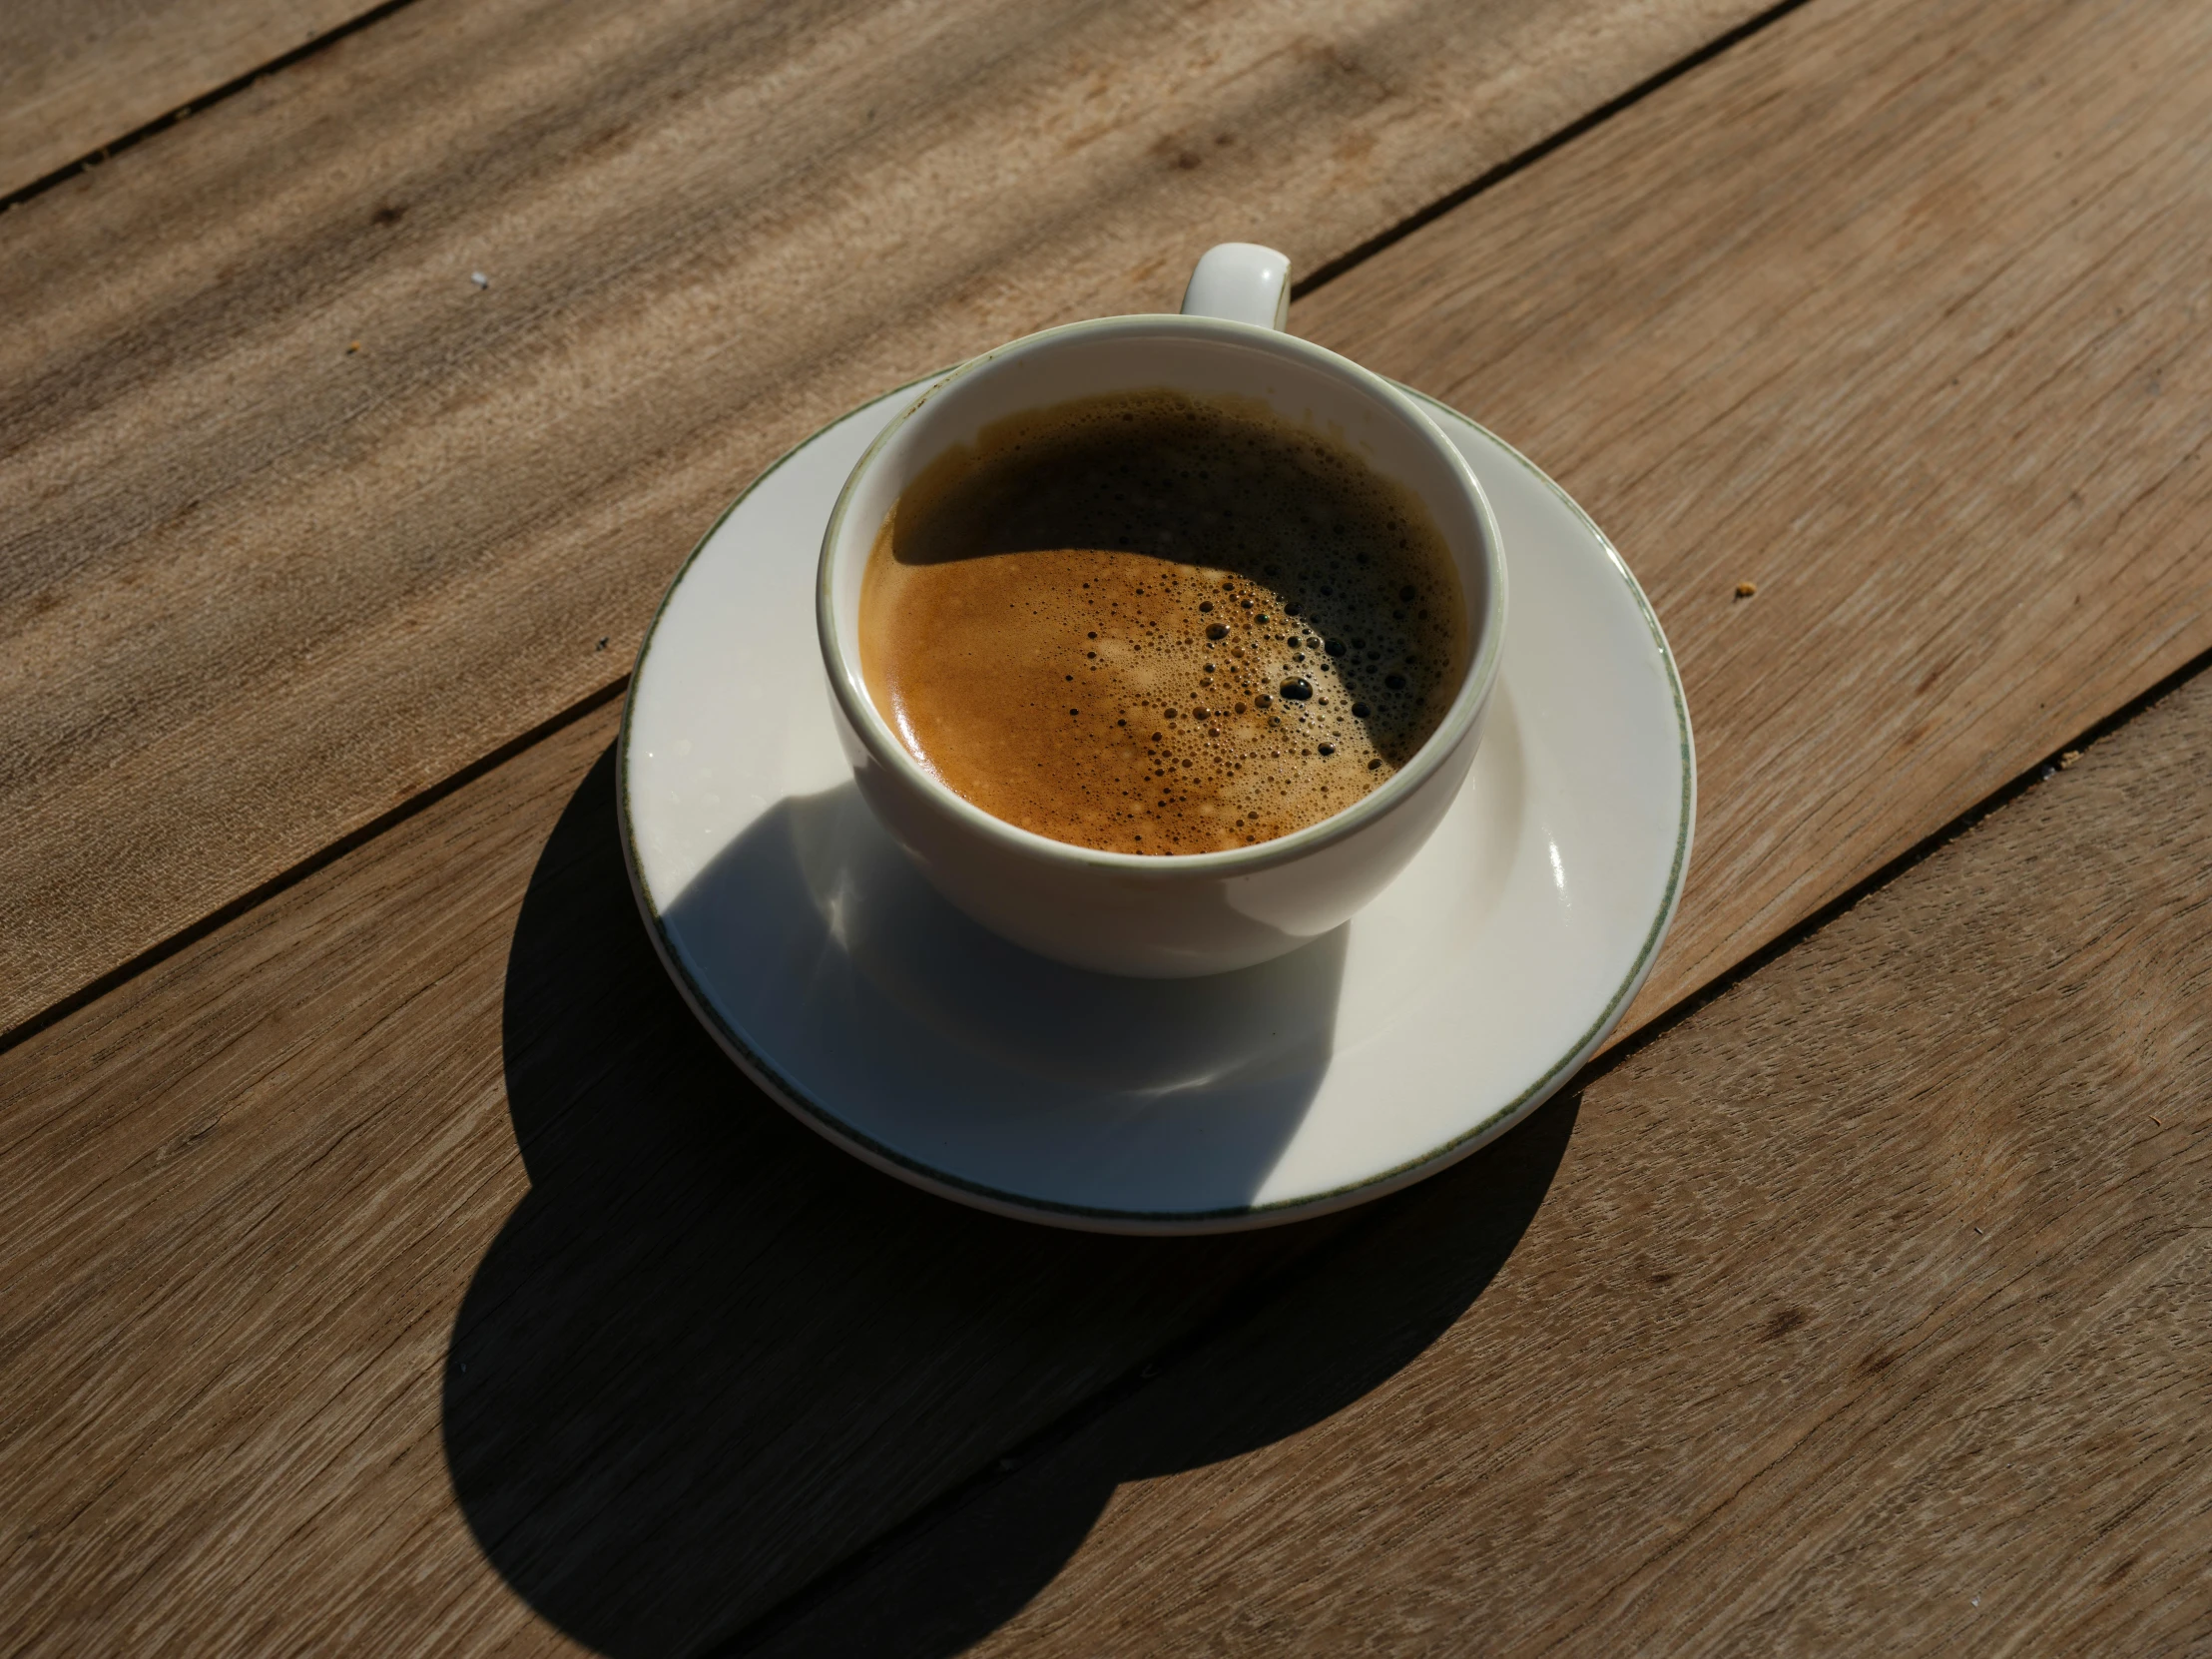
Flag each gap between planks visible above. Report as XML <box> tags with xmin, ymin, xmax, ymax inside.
<box><xmin>0</xmin><ymin>0</ymin><xmax>1809</xmax><ymax>1049</ymax></box>
<box><xmin>746</xmin><ymin>646</ymin><xmax>2212</xmax><ymax>1659</ymax></box>
<box><xmin>4</xmin><ymin>0</ymin><xmax>2212</xmax><ymax>1645</ymax></box>
<box><xmin>0</xmin><ymin>0</ymin><xmax>1805</xmax><ymax>1043</ymax></box>
<box><xmin>0</xmin><ymin>0</ymin><xmax>413</xmax><ymax>207</ymax></box>
<box><xmin>718</xmin><ymin>647</ymin><xmax>2212</xmax><ymax>1657</ymax></box>
<box><xmin>0</xmin><ymin>0</ymin><xmax>1819</xmax><ymax>1033</ymax></box>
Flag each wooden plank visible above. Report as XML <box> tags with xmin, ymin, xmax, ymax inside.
<box><xmin>0</xmin><ymin>0</ymin><xmax>1776</xmax><ymax>1034</ymax></box>
<box><xmin>0</xmin><ymin>0</ymin><xmax>375</xmax><ymax>200</ymax></box>
<box><xmin>1292</xmin><ymin>0</ymin><xmax>2212</xmax><ymax>1028</ymax></box>
<box><xmin>750</xmin><ymin>656</ymin><xmax>2212</xmax><ymax>1656</ymax></box>
<box><xmin>7</xmin><ymin>0</ymin><xmax>2212</xmax><ymax>1649</ymax></box>
<box><xmin>0</xmin><ymin>698</ymin><xmax>1361</xmax><ymax>1654</ymax></box>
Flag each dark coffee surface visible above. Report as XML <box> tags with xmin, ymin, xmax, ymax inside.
<box><xmin>859</xmin><ymin>388</ymin><xmax>1466</xmax><ymax>854</ymax></box>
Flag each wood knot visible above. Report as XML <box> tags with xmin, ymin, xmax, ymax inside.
<box><xmin>1761</xmin><ymin>1307</ymin><xmax>1811</xmax><ymax>1342</ymax></box>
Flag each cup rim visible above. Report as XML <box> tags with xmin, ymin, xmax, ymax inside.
<box><xmin>817</xmin><ymin>311</ymin><xmax>1508</xmax><ymax>878</ymax></box>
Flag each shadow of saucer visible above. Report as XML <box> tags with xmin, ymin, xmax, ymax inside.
<box><xmin>740</xmin><ymin>1080</ymin><xmax>1580</xmax><ymax>1658</ymax></box>
<box><xmin>441</xmin><ymin>745</ymin><xmax>1573</xmax><ymax>1657</ymax></box>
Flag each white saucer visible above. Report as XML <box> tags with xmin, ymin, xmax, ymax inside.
<box><xmin>619</xmin><ymin>374</ymin><xmax>1693</xmax><ymax>1234</ymax></box>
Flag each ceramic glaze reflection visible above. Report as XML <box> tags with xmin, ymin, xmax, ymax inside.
<box><xmin>621</xmin><ymin>375</ymin><xmax>1691</xmax><ymax>1230</ymax></box>
<box><xmin>661</xmin><ymin>781</ymin><xmax>1340</xmax><ymax>1214</ymax></box>
<box><xmin>786</xmin><ymin>784</ymin><xmax>1347</xmax><ymax>1098</ymax></box>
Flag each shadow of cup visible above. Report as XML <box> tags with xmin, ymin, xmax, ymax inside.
<box><xmin>657</xmin><ymin>774</ymin><xmax>1348</xmax><ymax>1213</ymax></box>
<box><xmin>441</xmin><ymin>745</ymin><xmax>1572</xmax><ymax>1657</ymax></box>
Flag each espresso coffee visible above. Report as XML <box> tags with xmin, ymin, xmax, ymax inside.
<box><xmin>858</xmin><ymin>388</ymin><xmax>1467</xmax><ymax>854</ymax></box>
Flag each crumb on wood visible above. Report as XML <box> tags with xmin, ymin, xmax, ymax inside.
<box><xmin>346</xmin><ymin>340</ymin><xmax>361</xmax><ymax>354</ymax></box>
<box><xmin>470</xmin><ymin>271</ymin><xmax>490</xmax><ymax>289</ymax></box>
<box><xmin>1735</xmin><ymin>581</ymin><xmax>1757</xmax><ymax>599</ymax></box>
<box><xmin>2059</xmin><ymin>749</ymin><xmax>2082</xmax><ymax>768</ymax></box>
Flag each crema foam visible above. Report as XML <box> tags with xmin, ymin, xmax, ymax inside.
<box><xmin>859</xmin><ymin>388</ymin><xmax>1467</xmax><ymax>854</ymax></box>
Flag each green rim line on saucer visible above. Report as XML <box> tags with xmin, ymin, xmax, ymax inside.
<box><xmin>616</xmin><ymin>375</ymin><xmax>1693</xmax><ymax>1231</ymax></box>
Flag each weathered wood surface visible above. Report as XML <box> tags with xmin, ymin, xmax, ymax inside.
<box><xmin>8</xmin><ymin>561</ymin><xmax>2207</xmax><ymax>1656</ymax></box>
<box><xmin>1296</xmin><ymin>0</ymin><xmax>2212</xmax><ymax>1028</ymax></box>
<box><xmin>755</xmin><ymin>672</ymin><xmax>2212</xmax><ymax>1658</ymax></box>
<box><xmin>0</xmin><ymin>0</ymin><xmax>374</xmax><ymax>199</ymax></box>
<box><xmin>8</xmin><ymin>0</ymin><xmax>2212</xmax><ymax>1653</ymax></box>
<box><xmin>0</xmin><ymin>0</ymin><xmax>1769</xmax><ymax>1034</ymax></box>
<box><xmin>0</xmin><ymin>699</ymin><xmax>1368</xmax><ymax>1655</ymax></box>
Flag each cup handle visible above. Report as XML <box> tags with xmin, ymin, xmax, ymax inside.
<box><xmin>1179</xmin><ymin>243</ymin><xmax>1292</xmax><ymax>330</ymax></box>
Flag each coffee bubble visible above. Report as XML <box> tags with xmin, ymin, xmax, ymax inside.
<box><xmin>857</xmin><ymin>387</ymin><xmax>1466</xmax><ymax>853</ymax></box>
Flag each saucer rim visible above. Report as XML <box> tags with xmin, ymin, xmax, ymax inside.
<box><xmin>617</xmin><ymin>376</ymin><xmax>1695</xmax><ymax>1234</ymax></box>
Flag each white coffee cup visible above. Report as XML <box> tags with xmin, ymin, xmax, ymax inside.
<box><xmin>818</xmin><ymin>244</ymin><xmax>1506</xmax><ymax>977</ymax></box>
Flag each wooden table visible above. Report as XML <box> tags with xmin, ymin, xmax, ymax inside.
<box><xmin>6</xmin><ymin>0</ymin><xmax>2210</xmax><ymax>1650</ymax></box>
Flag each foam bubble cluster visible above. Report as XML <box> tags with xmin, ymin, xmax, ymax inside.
<box><xmin>859</xmin><ymin>388</ymin><xmax>1466</xmax><ymax>854</ymax></box>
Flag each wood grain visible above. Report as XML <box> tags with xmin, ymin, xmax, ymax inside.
<box><xmin>10</xmin><ymin>559</ymin><xmax>2206</xmax><ymax>1657</ymax></box>
<box><xmin>1294</xmin><ymin>0</ymin><xmax>2212</xmax><ymax>1030</ymax></box>
<box><xmin>9</xmin><ymin>0</ymin><xmax>2212</xmax><ymax>1650</ymax></box>
<box><xmin>0</xmin><ymin>698</ymin><xmax>1399</xmax><ymax>1654</ymax></box>
<box><xmin>0</xmin><ymin>0</ymin><xmax>1767</xmax><ymax>1034</ymax></box>
<box><xmin>0</xmin><ymin>0</ymin><xmax>376</xmax><ymax>199</ymax></box>
<box><xmin>753</xmin><ymin>655</ymin><xmax>2212</xmax><ymax>1658</ymax></box>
